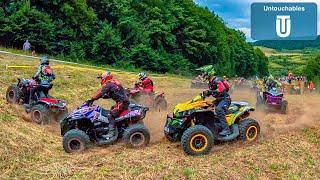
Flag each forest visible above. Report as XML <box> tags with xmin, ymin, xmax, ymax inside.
<box><xmin>254</xmin><ymin>36</ymin><xmax>320</xmax><ymax>50</ymax></box>
<box><xmin>0</xmin><ymin>0</ymin><xmax>269</xmax><ymax>77</ymax></box>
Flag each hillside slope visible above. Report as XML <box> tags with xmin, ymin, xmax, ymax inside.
<box><xmin>253</xmin><ymin>36</ymin><xmax>320</xmax><ymax>50</ymax></box>
<box><xmin>0</xmin><ymin>0</ymin><xmax>268</xmax><ymax>76</ymax></box>
<box><xmin>1</xmin><ymin>54</ymin><xmax>320</xmax><ymax>179</ymax></box>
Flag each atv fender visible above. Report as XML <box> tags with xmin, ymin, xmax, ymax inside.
<box><xmin>229</xmin><ymin>107</ymin><xmax>255</xmax><ymax>125</ymax></box>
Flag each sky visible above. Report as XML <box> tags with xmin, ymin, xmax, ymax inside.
<box><xmin>194</xmin><ymin>0</ymin><xmax>320</xmax><ymax>41</ymax></box>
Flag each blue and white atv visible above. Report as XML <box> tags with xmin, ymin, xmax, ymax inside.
<box><xmin>60</xmin><ymin>102</ymin><xmax>150</xmax><ymax>153</ymax></box>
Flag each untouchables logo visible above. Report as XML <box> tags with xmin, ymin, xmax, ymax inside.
<box><xmin>251</xmin><ymin>3</ymin><xmax>317</xmax><ymax>40</ymax></box>
<box><xmin>276</xmin><ymin>15</ymin><xmax>291</xmax><ymax>38</ymax></box>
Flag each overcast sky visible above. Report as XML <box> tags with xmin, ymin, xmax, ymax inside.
<box><xmin>194</xmin><ymin>0</ymin><xmax>320</xmax><ymax>41</ymax></box>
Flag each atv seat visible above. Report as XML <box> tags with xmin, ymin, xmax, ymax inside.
<box><xmin>227</xmin><ymin>101</ymin><xmax>248</xmax><ymax>114</ymax></box>
<box><xmin>101</xmin><ymin>108</ymin><xmax>110</xmax><ymax>117</ymax></box>
<box><xmin>227</xmin><ymin>105</ymin><xmax>239</xmax><ymax>114</ymax></box>
<box><xmin>119</xmin><ymin>109</ymin><xmax>129</xmax><ymax>117</ymax></box>
<box><xmin>115</xmin><ymin>110</ymin><xmax>141</xmax><ymax>122</ymax></box>
<box><xmin>264</xmin><ymin>92</ymin><xmax>283</xmax><ymax>97</ymax></box>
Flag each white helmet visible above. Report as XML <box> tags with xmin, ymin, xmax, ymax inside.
<box><xmin>138</xmin><ymin>72</ymin><xmax>147</xmax><ymax>80</ymax></box>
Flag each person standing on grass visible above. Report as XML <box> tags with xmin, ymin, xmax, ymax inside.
<box><xmin>308</xmin><ymin>81</ymin><xmax>315</xmax><ymax>93</ymax></box>
<box><xmin>23</xmin><ymin>40</ymin><xmax>31</xmax><ymax>51</ymax></box>
<box><xmin>31</xmin><ymin>46</ymin><xmax>36</xmax><ymax>56</ymax></box>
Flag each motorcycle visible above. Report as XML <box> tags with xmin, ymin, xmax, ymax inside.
<box><xmin>60</xmin><ymin>102</ymin><xmax>150</xmax><ymax>153</ymax></box>
<box><xmin>6</xmin><ymin>78</ymin><xmax>68</xmax><ymax>124</ymax></box>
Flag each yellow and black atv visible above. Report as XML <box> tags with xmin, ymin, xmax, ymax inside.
<box><xmin>164</xmin><ymin>95</ymin><xmax>260</xmax><ymax>156</ymax></box>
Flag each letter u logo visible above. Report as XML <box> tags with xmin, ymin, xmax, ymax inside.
<box><xmin>276</xmin><ymin>15</ymin><xmax>291</xmax><ymax>38</ymax></box>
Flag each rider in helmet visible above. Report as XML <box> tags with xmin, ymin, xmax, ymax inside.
<box><xmin>26</xmin><ymin>56</ymin><xmax>55</xmax><ymax>107</ymax></box>
<box><xmin>86</xmin><ymin>71</ymin><xmax>129</xmax><ymax>136</ymax></box>
<box><xmin>201</xmin><ymin>67</ymin><xmax>232</xmax><ymax>136</ymax></box>
<box><xmin>138</xmin><ymin>72</ymin><xmax>154</xmax><ymax>94</ymax></box>
<box><xmin>266</xmin><ymin>75</ymin><xmax>280</xmax><ymax>91</ymax></box>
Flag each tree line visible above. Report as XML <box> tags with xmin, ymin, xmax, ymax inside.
<box><xmin>253</xmin><ymin>36</ymin><xmax>320</xmax><ymax>50</ymax></box>
<box><xmin>0</xmin><ymin>0</ymin><xmax>269</xmax><ymax>77</ymax></box>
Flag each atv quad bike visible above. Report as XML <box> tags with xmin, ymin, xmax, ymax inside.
<box><xmin>256</xmin><ymin>87</ymin><xmax>288</xmax><ymax>114</ymax></box>
<box><xmin>164</xmin><ymin>95</ymin><xmax>260</xmax><ymax>156</ymax></box>
<box><xmin>6</xmin><ymin>78</ymin><xmax>68</xmax><ymax>124</ymax></box>
<box><xmin>125</xmin><ymin>83</ymin><xmax>167</xmax><ymax>110</ymax></box>
<box><xmin>60</xmin><ymin>102</ymin><xmax>150</xmax><ymax>153</ymax></box>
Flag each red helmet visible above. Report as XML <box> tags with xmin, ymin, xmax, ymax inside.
<box><xmin>100</xmin><ymin>71</ymin><xmax>113</xmax><ymax>85</ymax></box>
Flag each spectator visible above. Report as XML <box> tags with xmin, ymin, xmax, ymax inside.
<box><xmin>308</xmin><ymin>81</ymin><xmax>315</xmax><ymax>93</ymax></box>
<box><xmin>31</xmin><ymin>46</ymin><xmax>36</xmax><ymax>56</ymax></box>
<box><xmin>23</xmin><ymin>40</ymin><xmax>31</xmax><ymax>51</ymax></box>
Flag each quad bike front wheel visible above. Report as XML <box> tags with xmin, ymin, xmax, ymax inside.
<box><xmin>239</xmin><ymin>118</ymin><xmax>260</xmax><ymax>142</ymax></box>
<box><xmin>30</xmin><ymin>104</ymin><xmax>51</xmax><ymax>124</ymax></box>
<box><xmin>62</xmin><ymin>129</ymin><xmax>91</xmax><ymax>153</ymax></box>
<box><xmin>181</xmin><ymin>125</ymin><xmax>214</xmax><ymax>156</ymax></box>
<box><xmin>6</xmin><ymin>85</ymin><xmax>21</xmax><ymax>103</ymax></box>
<box><xmin>280</xmin><ymin>100</ymin><xmax>288</xmax><ymax>114</ymax></box>
<box><xmin>123</xmin><ymin>124</ymin><xmax>150</xmax><ymax>148</ymax></box>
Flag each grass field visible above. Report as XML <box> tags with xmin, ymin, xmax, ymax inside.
<box><xmin>1</xmin><ymin>53</ymin><xmax>320</xmax><ymax>179</ymax></box>
<box><xmin>256</xmin><ymin>46</ymin><xmax>311</xmax><ymax>76</ymax></box>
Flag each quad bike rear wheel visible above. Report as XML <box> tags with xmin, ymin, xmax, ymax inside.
<box><xmin>181</xmin><ymin>125</ymin><xmax>214</xmax><ymax>156</ymax></box>
<box><xmin>62</xmin><ymin>129</ymin><xmax>91</xmax><ymax>153</ymax></box>
<box><xmin>6</xmin><ymin>85</ymin><xmax>21</xmax><ymax>103</ymax></box>
<box><xmin>123</xmin><ymin>124</ymin><xmax>150</xmax><ymax>148</ymax></box>
<box><xmin>281</xmin><ymin>100</ymin><xmax>288</xmax><ymax>114</ymax></box>
<box><xmin>30</xmin><ymin>104</ymin><xmax>51</xmax><ymax>124</ymax></box>
<box><xmin>239</xmin><ymin>118</ymin><xmax>260</xmax><ymax>142</ymax></box>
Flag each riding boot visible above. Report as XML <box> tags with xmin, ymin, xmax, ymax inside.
<box><xmin>107</xmin><ymin>114</ymin><xmax>116</xmax><ymax>136</ymax></box>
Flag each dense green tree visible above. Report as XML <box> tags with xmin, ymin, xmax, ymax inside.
<box><xmin>304</xmin><ymin>55</ymin><xmax>320</xmax><ymax>85</ymax></box>
<box><xmin>0</xmin><ymin>0</ymin><xmax>269</xmax><ymax>76</ymax></box>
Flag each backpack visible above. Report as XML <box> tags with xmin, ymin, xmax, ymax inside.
<box><xmin>223</xmin><ymin>80</ymin><xmax>231</xmax><ymax>92</ymax></box>
<box><xmin>42</xmin><ymin>65</ymin><xmax>53</xmax><ymax>76</ymax></box>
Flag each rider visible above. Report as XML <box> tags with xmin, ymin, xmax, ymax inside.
<box><xmin>86</xmin><ymin>71</ymin><xmax>129</xmax><ymax>136</ymax></box>
<box><xmin>265</xmin><ymin>75</ymin><xmax>280</xmax><ymax>91</ymax></box>
<box><xmin>26</xmin><ymin>56</ymin><xmax>55</xmax><ymax>106</ymax></box>
<box><xmin>201</xmin><ymin>68</ymin><xmax>232</xmax><ymax>136</ymax></box>
<box><xmin>138</xmin><ymin>72</ymin><xmax>154</xmax><ymax>94</ymax></box>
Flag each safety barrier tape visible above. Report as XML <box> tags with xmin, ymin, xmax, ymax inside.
<box><xmin>0</xmin><ymin>50</ymin><xmax>167</xmax><ymax>78</ymax></box>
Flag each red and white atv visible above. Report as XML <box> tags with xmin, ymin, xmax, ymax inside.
<box><xmin>6</xmin><ymin>78</ymin><xmax>68</xmax><ymax>124</ymax></box>
<box><xmin>125</xmin><ymin>83</ymin><xmax>167</xmax><ymax>110</ymax></box>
